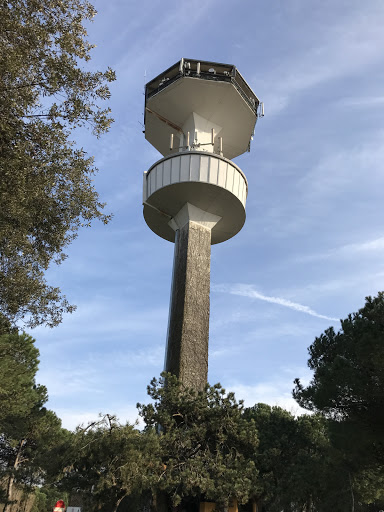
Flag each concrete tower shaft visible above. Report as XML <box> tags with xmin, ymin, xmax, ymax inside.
<box><xmin>165</xmin><ymin>204</ymin><xmax>220</xmax><ymax>390</ymax></box>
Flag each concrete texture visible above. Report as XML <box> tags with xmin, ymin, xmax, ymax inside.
<box><xmin>165</xmin><ymin>220</ymin><xmax>211</xmax><ymax>390</ymax></box>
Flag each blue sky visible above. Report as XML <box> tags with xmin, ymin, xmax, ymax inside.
<box><xmin>30</xmin><ymin>0</ymin><xmax>384</xmax><ymax>430</ymax></box>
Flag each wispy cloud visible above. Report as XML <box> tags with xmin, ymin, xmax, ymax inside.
<box><xmin>39</xmin><ymin>345</ymin><xmax>164</xmax><ymax>398</ymax></box>
<box><xmin>109</xmin><ymin>0</ymin><xmax>219</xmax><ymax>87</ymax></box>
<box><xmin>258</xmin><ymin>6</ymin><xmax>384</xmax><ymax>114</ymax></box>
<box><xmin>214</xmin><ymin>284</ymin><xmax>338</xmax><ymax>321</ymax></box>
<box><xmin>328</xmin><ymin>237</ymin><xmax>384</xmax><ymax>255</ymax></box>
<box><xmin>298</xmin><ymin>133</ymin><xmax>384</xmax><ymax>200</ymax></box>
<box><xmin>34</xmin><ymin>300</ymin><xmax>168</xmax><ymax>348</ymax></box>
<box><xmin>298</xmin><ymin>236</ymin><xmax>384</xmax><ymax>263</ymax></box>
<box><xmin>336</xmin><ymin>96</ymin><xmax>384</xmax><ymax>108</ymax></box>
<box><xmin>87</xmin><ymin>345</ymin><xmax>164</xmax><ymax>370</ymax></box>
<box><xmin>226</xmin><ymin>366</ymin><xmax>313</xmax><ymax>417</ymax></box>
<box><xmin>39</xmin><ymin>366</ymin><xmax>103</xmax><ymax>399</ymax></box>
<box><xmin>257</xmin><ymin>132</ymin><xmax>384</xmax><ymax>239</ymax></box>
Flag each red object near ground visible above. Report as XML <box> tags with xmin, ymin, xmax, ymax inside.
<box><xmin>53</xmin><ymin>500</ymin><xmax>65</xmax><ymax>511</ymax></box>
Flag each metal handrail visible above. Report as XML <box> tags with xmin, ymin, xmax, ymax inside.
<box><xmin>145</xmin><ymin>59</ymin><xmax>259</xmax><ymax>114</ymax></box>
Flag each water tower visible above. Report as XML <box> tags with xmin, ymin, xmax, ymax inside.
<box><xmin>143</xmin><ymin>58</ymin><xmax>261</xmax><ymax>390</ymax></box>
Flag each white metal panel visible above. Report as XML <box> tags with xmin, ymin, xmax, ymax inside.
<box><xmin>162</xmin><ymin>158</ymin><xmax>170</xmax><ymax>186</ymax></box>
<box><xmin>233</xmin><ymin>168</ymin><xmax>240</xmax><ymax>197</ymax></box>
<box><xmin>180</xmin><ymin>154</ymin><xmax>190</xmax><ymax>181</ymax></box>
<box><xmin>237</xmin><ymin>170</ymin><xmax>242</xmax><ymax>198</ymax></box>
<box><xmin>156</xmin><ymin>162</ymin><xmax>163</xmax><ymax>189</ymax></box>
<box><xmin>209</xmin><ymin>157</ymin><xmax>218</xmax><ymax>185</ymax></box>
<box><xmin>190</xmin><ymin>154</ymin><xmax>200</xmax><ymax>181</ymax></box>
<box><xmin>218</xmin><ymin>160</ymin><xmax>227</xmax><ymax>188</ymax></box>
<box><xmin>200</xmin><ymin>155</ymin><xmax>209</xmax><ymax>182</ymax></box>
<box><xmin>149</xmin><ymin>168</ymin><xmax>156</xmax><ymax>195</ymax></box>
<box><xmin>242</xmin><ymin>184</ymin><xmax>247</xmax><ymax>205</ymax></box>
<box><xmin>144</xmin><ymin>152</ymin><xmax>247</xmax><ymax>209</ymax></box>
<box><xmin>226</xmin><ymin>165</ymin><xmax>234</xmax><ymax>193</ymax></box>
<box><xmin>143</xmin><ymin>152</ymin><xmax>248</xmax><ymax>244</ymax></box>
<box><xmin>163</xmin><ymin>160</ymin><xmax>171</xmax><ymax>185</ymax></box>
<box><xmin>143</xmin><ymin>171</ymin><xmax>148</xmax><ymax>202</ymax></box>
<box><xmin>238</xmin><ymin>178</ymin><xmax>244</xmax><ymax>206</ymax></box>
<box><xmin>171</xmin><ymin>156</ymin><xmax>180</xmax><ymax>183</ymax></box>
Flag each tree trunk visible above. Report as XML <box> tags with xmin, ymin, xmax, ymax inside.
<box><xmin>2</xmin><ymin>474</ymin><xmax>14</xmax><ymax>512</ymax></box>
<box><xmin>2</xmin><ymin>439</ymin><xmax>26</xmax><ymax>512</ymax></box>
<box><xmin>349</xmin><ymin>472</ymin><xmax>355</xmax><ymax>512</ymax></box>
<box><xmin>153</xmin><ymin>491</ymin><xmax>169</xmax><ymax>512</ymax></box>
<box><xmin>113</xmin><ymin>493</ymin><xmax>127</xmax><ymax>512</ymax></box>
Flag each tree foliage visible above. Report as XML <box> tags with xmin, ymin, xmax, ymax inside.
<box><xmin>0</xmin><ymin>320</ymin><xmax>68</xmax><ymax>511</ymax></box>
<box><xmin>31</xmin><ymin>487</ymin><xmax>69</xmax><ymax>512</ymax></box>
<box><xmin>3</xmin><ymin>360</ymin><xmax>384</xmax><ymax>511</ymax></box>
<box><xmin>0</xmin><ymin>0</ymin><xmax>115</xmax><ymax>327</ymax></box>
<box><xmin>244</xmin><ymin>404</ymin><xmax>326</xmax><ymax>511</ymax></box>
<box><xmin>138</xmin><ymin>374</ymin><xmax>259</xmax><ymax>510</ymax></box>
<box><xmin>243</xmin><ymin>403</ymin><xmax>367</xmax><ymax>512</ymax></box>
<box><xmin>60</xmin><ymin>414</ymin><xmax>158</xmax><ymax>512</ymax></box>
<box><xmin>0</xmin><ymin>318</ymin><xmax>44</xmax><ymax>432</ymax></box>
<box><xmin>293</xmin><ymin>293</ymin><xmax>384</xmax><ymax>461</ymax></box>
<box><xmin>293</xmin><ymin>292</ymin><xmax>384</xmax><ymax>510</ymax></box>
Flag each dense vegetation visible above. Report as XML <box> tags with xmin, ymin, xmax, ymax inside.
<box><xmin>1</xmin><ymin>294</ymin><xmax>384</xmax><ymax>511</ymax></box>
<box><xmin>0</xmin><ymin>0</ymin><xmax>115</xmax><ymax>328</ymax></box>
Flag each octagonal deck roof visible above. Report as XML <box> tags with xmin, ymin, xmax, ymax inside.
<box><xmin>144</xmin><ymin>58</ymin><xmax>259</xmax><ymax>160</ymax></box>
